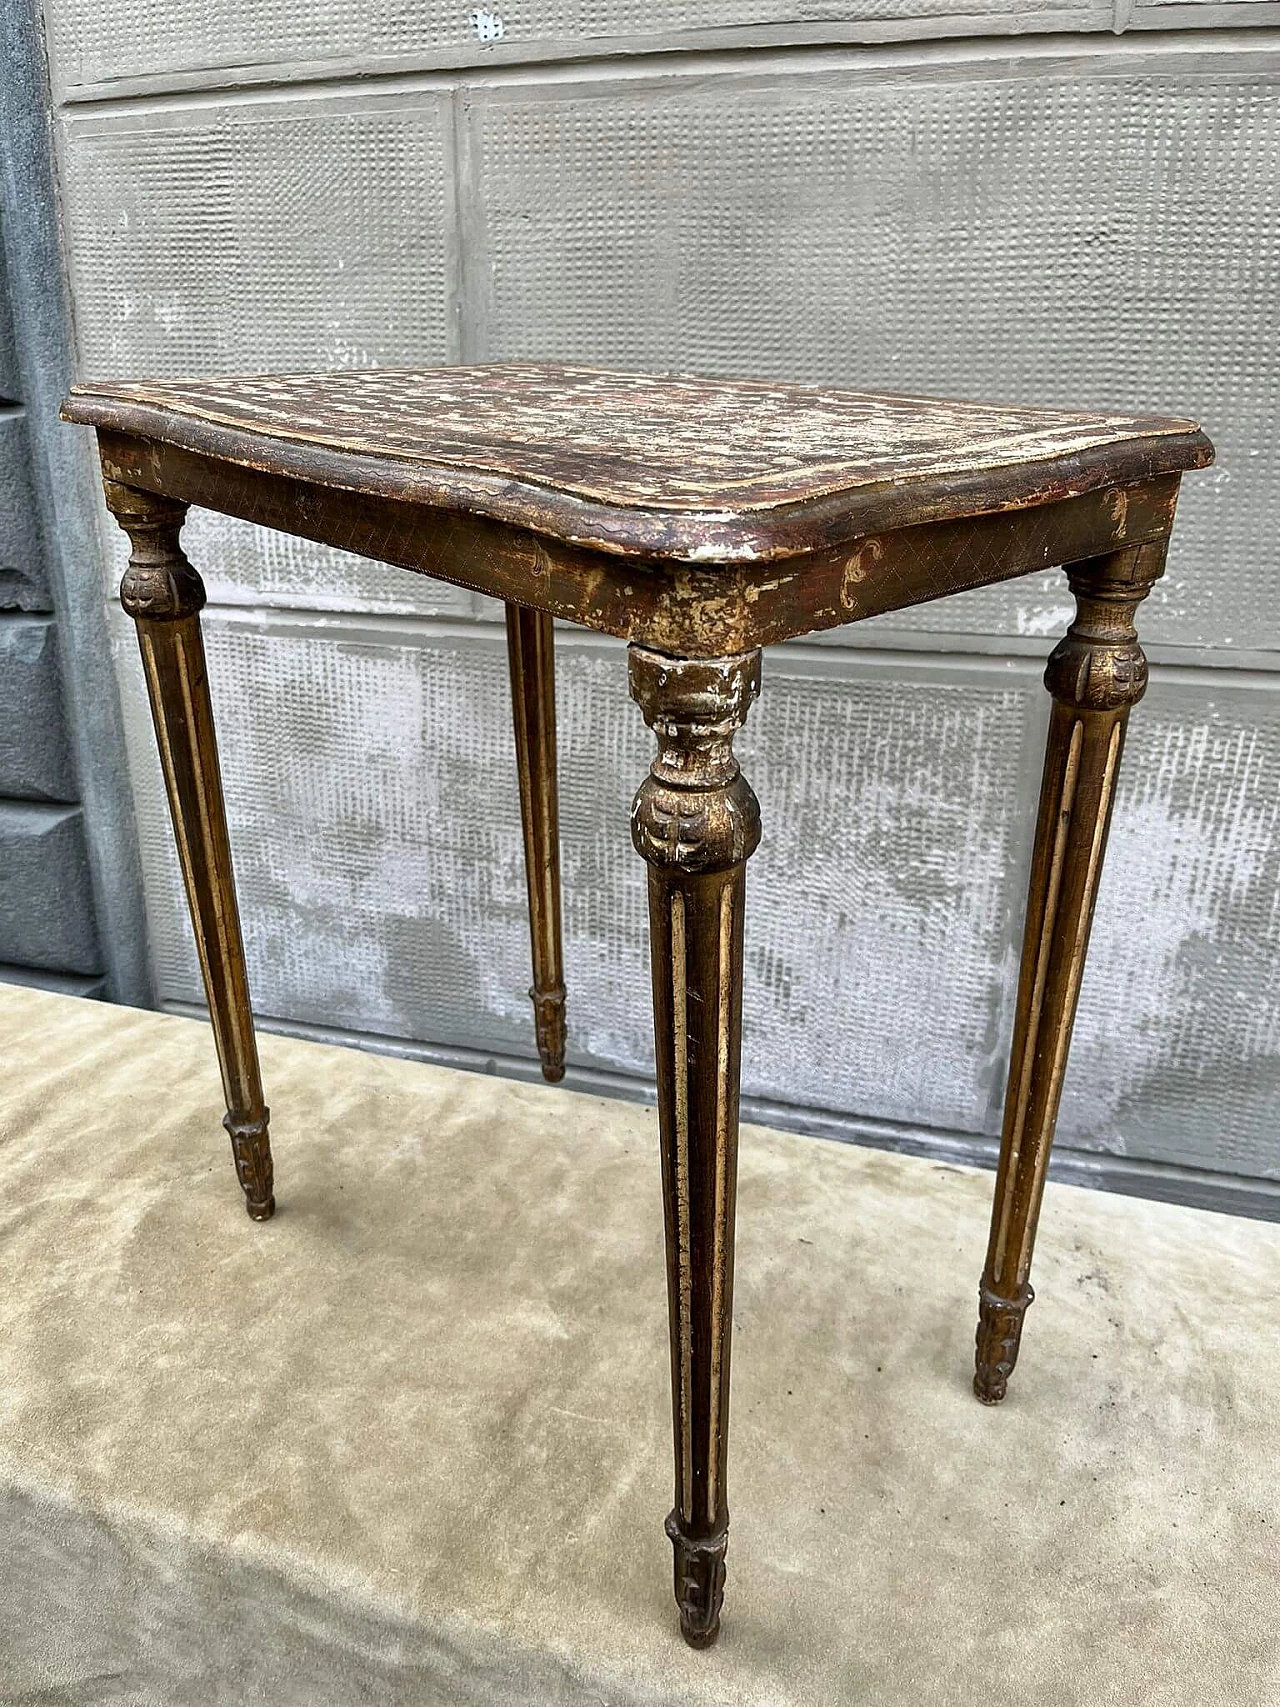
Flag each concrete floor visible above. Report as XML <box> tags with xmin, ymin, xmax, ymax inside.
<box><xmin>0</xmin><ymin>983</ymin><xmax>1276</xmax><ymax>1705</ymax></box>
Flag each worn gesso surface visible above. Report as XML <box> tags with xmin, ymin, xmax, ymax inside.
<box><xmin>42</xmin><ymin>0</ymin><xmax>1280</xmax><ymax>1206</ymax></box>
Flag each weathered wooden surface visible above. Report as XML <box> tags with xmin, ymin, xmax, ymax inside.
<box><xmin>105</xmin><ymin>480</ymin><xmax>275</xmax><ymax>1219</ymax></box>
<box><xmin>88</xmin><ymin>429</ymin><xmax>1185</xmax><ymax>657</ymax></box>
<box><xmin>64</xmin><ymin>365</ymin><xmax>1209</xmax><ymax>562</ymax></box>
<box><xmin>505</xmin><ymin>603</ymin><xmax>567</xmax><ymax>1082</ymax></box>
<box><xmin>975</xmin><ymin>540</ymin><xmax>1167</xmax><ymax>1403</ymax></box>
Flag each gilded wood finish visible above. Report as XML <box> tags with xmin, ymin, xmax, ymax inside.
<box><xmin>63</xmin><ymin>365</ymin><xmax>1210</xmax><ymax>561</ymax></box>
<box><xmin>88</xmin><ymin>429</ymin><xmax>1185</xmax><ymax>660</ymax></box>
<box><xmin>65</xmin><ymin>364</ymin><xmax>1214</xmax><ymax>1646</ymax></box>
<box><xmin>630</xmin><ymin>645</ymin><xmax>761</xmax><ymax>1649</ymax></box>
<box><xmin>975</xmin><ymin>541</ymin><xmax>1167</xmax><ymax>1403</ymax></box>
<box><xmin>505</xmin><ymin>604</ymin><xmax>566</xmax><ymax>1082</ymax></box>
<box><xmin>104</xmin><ymin>480</ymin><xmax>274</xmax><ymax>1220</ymax></box>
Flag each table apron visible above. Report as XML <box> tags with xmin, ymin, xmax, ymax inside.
<box><xmin>96</xmin><ymin>431</ymin><xmax>1180</xmax><ymax>658</ymax></box>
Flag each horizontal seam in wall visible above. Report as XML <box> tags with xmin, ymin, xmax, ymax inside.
<box><xmin>53</xmin><ymin>27</ymin><xmax>1280</xmax><ymax>118</ymax></box>
<box><xmin>112</xmin><ymin>600</ymin><xmax>1280</xmax><ymax>683</ymax></box>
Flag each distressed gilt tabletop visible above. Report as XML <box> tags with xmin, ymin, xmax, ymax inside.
<box><xmin>64</xmin><ymin>362</ymin><xmax>1212</xmax><ymax>1648</ymax></box>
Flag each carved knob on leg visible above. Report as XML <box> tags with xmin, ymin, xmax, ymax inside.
<box><xmin>106</xmin><ymin>480</ymin><xmax>206</xmax><ymax>622</ymax></box>
<box><xmin>629</xmin><ymin>647</ymin><xmax>762</xmax><ymax>876</ymax></box>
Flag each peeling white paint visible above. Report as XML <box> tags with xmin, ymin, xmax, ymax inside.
<box><xmin>684</xmin><ymin>541</ymin><xmax>759</xmax><ymax>563</ymax></box>
<box><xmin>1015</xmin><ymin>602</ymin><xmax>1074</xmax><ymax>638</ymax></box>
<box><xmin>467</xmin><ymin>8</ymin><xmax>505</xmax><ymax>43</ymax></box>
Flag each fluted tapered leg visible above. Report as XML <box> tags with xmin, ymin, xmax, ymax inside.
<box><xmin>505</xmin><ymin>604</ymin><xmax>566</xmax><ymax>1081</ymax></box>
<box><xmin>105</xmin><ymin>480</ymin><xmax>274</xmax><ymax>1220</ymax></box>
<box><xmin>630</xmin><ymin>644</ymin><xmax>762</xmax><ymax>1647</ymax></box>
<box><xmin>975</xmin><ymin>541</ymin><xmax>1167</xmax><ymax>1402</ymax></box>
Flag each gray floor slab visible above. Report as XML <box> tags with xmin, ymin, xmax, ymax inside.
<box><xmin>0</xmin><ymin>985</ymin><xmax>1275</xmax><ymax>1704</ymax></box>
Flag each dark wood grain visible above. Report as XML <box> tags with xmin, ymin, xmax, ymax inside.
<box><xmin>92</xmin><ymin>430</ymin><xmax>1183</xmax><ymax>659</ymax></box>
<box><xmin>105</xmin><ymin>480</ymin><xmax>275</xmax><ymax>1220</ymax></box>
<box><xmin>630</xmin><ymin>645</ymin><xmax>762</xmax><ymax>1649</ymax></box>
<box><xmin>63</xmin><ymin>363</ymin><xmax>1211</xmax><ymax>562</ymax></box>
<box><xmin>974</xmin><ymin>540</ymin><xmax>1166</xmax><ymax>1403</ymax></box>
<box><xmin>506</xmin><ymin>604</ymin><xmax>566</xmax><ymax>1082</ymax></box>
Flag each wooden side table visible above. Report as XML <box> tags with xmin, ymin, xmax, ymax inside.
<box><xmin>64</xmin><ymin>365</ymin><xmax>1212</xmax><ymax>1647</ymax></box>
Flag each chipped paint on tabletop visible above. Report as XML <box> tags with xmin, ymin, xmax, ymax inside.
<box><xmin>64</xmin><ymin>363</ymin><xmax>1211</xmax><ymax>563</ymax></box>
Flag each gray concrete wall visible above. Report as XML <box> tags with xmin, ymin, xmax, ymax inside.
<box><xmin>0</xmin><ymin>1</ymin><xmax>151</xmax><ymax>1005</ymax></box>
<box><xmin>0</xmin><ymin>133</ymin><xmax>102</xmax><ymax>994</ymax></box>
<box><xmin>38</xmin><ymin>3</ymin><xmax>1280</xmax><ymax>1212</ymax></box>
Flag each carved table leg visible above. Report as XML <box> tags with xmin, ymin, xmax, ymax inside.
<box><xmin>105</xmin><ymin>480</ymin><xmax>275</xmax><ymax>1220</ymax></box>
<box><xmin>975</xmin><ymin>541</ymin><xmax>1167</xmax><ymax>1402</ymax></box>
<box><xmin>629</xmin><ymin>644</ymin><xmax>762</xmax><ymax>1647</ymax></box>
<box><xmin>505</xmin><ymin>604</ymin><xmax>567</xmax><ymax>1081</ymax></box>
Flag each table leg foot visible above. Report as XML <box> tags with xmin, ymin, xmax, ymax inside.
<box><xmin>225</xmin><ymin>1111</ymin><xmax>276</xmax><ymax>1220</ymax></box>
<box><xmin>974</xmin><ymin>1282</ymin><xmax>1033</xmax><ymax>1404</ymax></box>
<box><xmin>530</xmin><ymin>984</ymin><xmax>567</xmax><ymax>1082</ymax></box>
<box><xmin>666</xmin><ymin>1511</ymin><xmax>728</xmax><ymax>1647</ymax></box>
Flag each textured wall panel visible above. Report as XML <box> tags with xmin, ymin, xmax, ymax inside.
<box><xmin>115</xmin><ymin>615</ymin><xmax>560</xmax><ymax>1056</ymax></box>
<box><xmin>463</xmin><ymin>51</ymin><xmax>1278</xmax><ymax>652</ymax></box>
<box><xmin>61</xmin><ymin>98</ymin><xmax>452</xmax><ymax>378</ymax></box>
<box><xmin>117</xmin><ymin>613</ymin><xmax>1280</xmax><ymax>1173</ymax></box>
<box><xmin>738</xmin><ymin>650</ymin><xmax>1029</xmax><ymax>1133</ymax></box>
<box><xmin>44</xmin><ymin>0</ymin><xmax>1105</xmax><ymax>99</ymax></box>
<box><xmin>1061</xmin><ymin>674</ymin><xmax>1280</xmax><ymax>1177</ymax></box>
<box><xmin>0</xmin><ymin>615</ymin><xmax>75</xmax><ymax>800</ymax></box>
<box><xmin>62</xmin><ymin>95</ymin><xmax>466</xmax><ymax>614</ymax></box>
<box><xmin>115</xmin><ymin>616</ymin><xmax>1031</xmax><ymax>1134</ymax></box>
